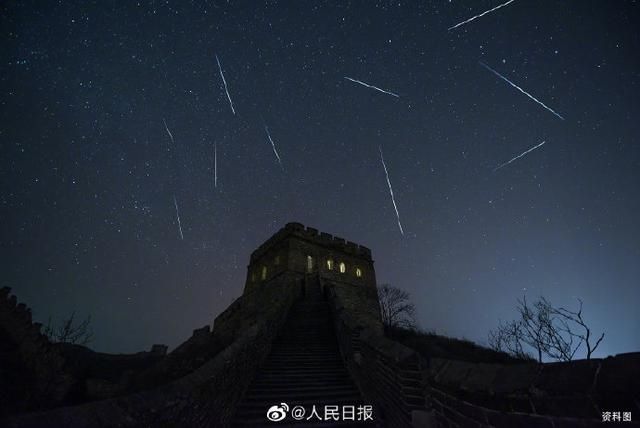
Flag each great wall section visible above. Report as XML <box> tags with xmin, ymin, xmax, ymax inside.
<box><xmin>1</xmin><ymin>222</ymin><xmax>639</xmax><ymax>427</ymax></box>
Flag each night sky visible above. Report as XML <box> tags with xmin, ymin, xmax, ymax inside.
<box><xmin>2</xmin><ymin>1</ymin><xmax>639</xmax><ymax>357</ymax></box>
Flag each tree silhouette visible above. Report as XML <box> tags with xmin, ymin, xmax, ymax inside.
<box><xmin>489</xmin><ymin>296</ymin><xmax>604</xmax><ymax>362</ymax></box>
<box><xmin>552</xmin><ymin>298</ymin><xmax>605</xmax><ymax>360</ymax></box>
<box><xmin>43</xmin><ymin>311</ymin><xmax>93</xmax><ymax>346</ymax></box>
<box><xmin>378</xmin><ymin>284</ymin><xmax>416</xmax><ymax>331</ymax></box>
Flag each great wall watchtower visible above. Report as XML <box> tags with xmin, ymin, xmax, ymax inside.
<box><xmin>244</xmin><ymin>222</ymin><xmax>376</xmax><ymax>293</ymax></box>
<box><xmin>242</xmin><ymin>222</ymin><xmax>383</xmax><ymax>332</ymax></box>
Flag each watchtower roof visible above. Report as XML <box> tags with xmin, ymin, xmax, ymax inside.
<box><xmin>249</xmin><ymin>222</ymin><xmax>372</xmax><ymax>263</ymax></box>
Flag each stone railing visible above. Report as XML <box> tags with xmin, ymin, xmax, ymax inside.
<box><xmin>3</xmin><ymin>280</ymin><xmax>303</xmax><ymax>427</ymax></box>
<box><xmin>424</xmin><ymin>353</ymin><xmax>640</xmax><ymax>427</ymax></box>
<box><xmin>324</xmin><ymin>279</ymin><xmax>640</xmax><ymax>427</ymax></box>
<box><xmin>324</xmin><ymin>282</ymin><xmax>427</xmax><ymax>427</ymax></box>
<box><xmin>426</xmin><ymin>385</ymin><xmax>639</xmax><ymax>427</ymax></box>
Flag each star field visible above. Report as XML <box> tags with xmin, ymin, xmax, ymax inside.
<box><xmin>1</xmin><ymin>1</ymin><xmax>639</xmax><ymax>356</ymax></box>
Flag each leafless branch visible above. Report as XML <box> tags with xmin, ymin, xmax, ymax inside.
<box><xmin>44</xmin><ymin>311</ymin><xmax>93</xmax><ymax>345</ymax></box>
<box><xmin>378</xmin><ymin>284</ymin><xmax>417</xmax><ymax>331</ymax></box>
<box><xmin>489</xmin><ymin>295</ymin><xmax>604</xmax><ymax>362</ymax></box>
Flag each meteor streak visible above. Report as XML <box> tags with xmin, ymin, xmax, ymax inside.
<box><xmin>479</xmin><ymin>61</ymin><xmax>565</xmax><ymax>120</ymax></box>
<box><xmin>216</xmin><ymin>54</ymin><xmax>236</xmax><ymax>115</ymax></box>
<box><xmin>162</xmin><ymin>118</ymin><xmax>174</xmax><ymax>144</ymax></box>
<box><xmin>173</xmin><ymin>194</ymin><xmax>184</xmax><ymax>240</ymax></box>
<box><xmin>264</xmin><ymin>125</ymin><xmax>284</xmax><ymax>170</ymax></box>
<box><xmin>494</xmin><ymin>140</ymin><xmax>546</xmax><ymax>172</ymax></box>
<box><xmin>344</xmin><ymin>76</ymin><xmax>400</xmax><ymax>98</ymax></box>
<box><xmin>448</xmin><ymin>0</ymin><xmax>517</xmax><ymax>31</ymax></box>
<box><xmin>379</xmin><ymin>145</ymin><xmax>404</xmax><ymax>236</ymax></box>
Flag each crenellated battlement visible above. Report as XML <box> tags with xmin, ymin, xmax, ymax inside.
<box><xmin>0</xmin><ymin>286</ymin><xmax>48</xmax><ymax>344</ymax></box>
<box><xmin>250</xmin><ymin>222</ymin><xmax>372</xmax><ymax>263</ymax></box>
<box><xmin>0</xmin><ymin>286</ymin><xmax>75</xmax><ymax>415</ymax></box>
<box><xmin>243</xmin><ymin>222</ymin><xmax>378</xmax><ymax>296</ymax></box>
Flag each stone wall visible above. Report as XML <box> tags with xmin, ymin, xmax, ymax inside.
<box><xmin>0</xmin><ymin>287</ymin><xmax>72</xmax><ymax>416</ymax></box>
<box><xmin>422</xmin><ymin>353</ymin><xmax>640</xmax><ymax>427</ymax></box>
<box><xmin>214</xmin><ymin>271</ymin><xmax>302</xmax><ymax>345</ymax></box>
<box><xmin>249</xmin><ymin>222</ymin><xmax>373</xmax><ymax>264</ymax></box>
<box><xmin>242</xmin><ymin>222</ymin><xmax>383</xmax><ymax>332</ymax></box>
<box><xmin>286</xmin><ymin>235</ymin><xmax>375</xmax><ymax>284</ymax></box>
<box><xmin>244</xmin><ymin>222</ymin><xmax>376</xmax><ymax>294</ymax></box>
<box><xmin>323</xmin><ymin>277</ymin><xmax>640</xmax><ymax>427</ymax></box>
<box><xmin>0</xmin><ymin>286</ymin><xmax>171</xmax><ymax>412</ymax></box>
<box><xmin>325</xmin><ymin>279</ymin><xmax>384</xmax><ymax>334</ymax></box>
<box><xmin>56</xmin><ymin>342</ymin><xmax>168</xmax><ymax>401</ymax></box>
<box><xmin>325</xmin><ymin>280</ymin><xmax>427</xmax><ymax>427</ymax></box>
<box><xmin>4</xmin><ymin>321</ymin><xmax>275</xmax><ymax>427</ymax></box>
<box><xmin>3</xmin><ymin>277</ymin><xmax>303</xmax><ymax>427</ymax></box>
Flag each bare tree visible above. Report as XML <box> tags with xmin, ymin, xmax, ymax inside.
<box><xmin>378</xmin><ymin>284</ymin><xmax>416</xmax><ymax>331</ymax></box>
<box><xmin>518</xmin><ymin>296</ymin><xmax>583</xmax><ymax>362</ymax></box>
<box><xmin>516</xmin><ymin>296</ymin><xmax>553</xmax><ymax>362</ymax></box>
<box><xmin>552</xmin><ymin>299</ymin><xmax>605</xmax><ymax>360</ymax></box>
<box><xmin>488</xmin><ymin>296</ymin><xmax>604</xmax><ymax>362</ymax></box>
<box><xmin>44</xmin><ymin>311</ymin><xmax>93</xmax><ymax>346</ymax></box>
<box><xmin>488</xmin><ymin>319</ymin><xmax>532</xmax><ymax>360</ymax></box>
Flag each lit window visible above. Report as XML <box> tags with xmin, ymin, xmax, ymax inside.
<box><xmin>307</xmin><ymin>256</ymin><xmax>313</xmax><ymax>272</ymax></box>
<box><xmin>274</xmin><ymin>255</ymin><xmax>280</xmax><ymax>266</ymax></box>
<box><xmin>251</xmin><ymin>272</ymin><xmax>256</xmax><ymax>282</ymax></box>
<box><xmin>355</xmin><ymin>267</ymin><xmax>362</xmax><ymax>278</ymax></box>
<box><xmin>261</xmin><ymin>266</ymin><xmax>267</xmax><ymax>280</ymax></box>
<box><xmin>326</xmin><ymin>259</ymin><xmax>334</xmax><ymax>270</ymax></box>
<box><xmin>339</xmin><ymin>262</ymin><xmax>346</xmax><ymax>273</ymax></box>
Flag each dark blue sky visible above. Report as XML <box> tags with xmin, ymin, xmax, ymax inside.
<box><xmin>2</xmin><ymin>1</ymin><xmax>638</xmax><ymax>357</ymax></box>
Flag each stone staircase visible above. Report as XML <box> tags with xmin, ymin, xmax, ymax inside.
<box><xmin>232</xmin><ymin>276</ymin><xmax>376</xmax><ymax>427</ymax></box>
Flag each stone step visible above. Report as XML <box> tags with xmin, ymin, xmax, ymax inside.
<box><xmin>250</xmin><ymin>378</ymin><xmax>359</xmax><ymax>391</ymax></box>
<box><xmin>261</xmin><ymin>360</ymin><xmax>345</xmax><ymax>369</ymax></box>
<box><xmin>267</xmin><ymin>355</ymin><xmax>339</xmax><ymax>360</ymax></box>
<box><xmin>274</xmin><ymin>337</ymin><xmax>335</xmax><ymax>343</ymax></box>
<box><xmin>253</xmin><ymin>372</ymin><xmax>353</xmax><ymax>383</ymax></box>
<box><xmin>231</xmin><ymin>276</ymin><xmax>370</xmax><ymax>426</ymax></box>
<box><xmin>261</xmin><ymin>361</ymin><xmax>345</xmax><ymax>369</ymax></box>
<box><xmin>267</xmin><ymin>348</ymin><xmax>339</xmax><ymax>354</ymax></box>
<box><xmin>246</xmin><ymin>384</ymin><xmax>359</xmax><ymax>396</ymax></box>
<box><xmin>235</xmin><ymin>398</ymin><xmax>368</xmax><ymax>419</ymax></box>
<box><xmin>268</xmin><ymin>350</ymin><xmax>339</xmax><ymax>356</ymax></box>
<box><xmin>243</xmin><ymin>388</ymin><xmax>361</xmax><ymax>403</ymax></box>
<box><xmin>233</xmin><ymin>414</ymin><xmax>376</xmax><ymax>427</ymax></box>
<box><xmin>255</xmin><ymin>371</ymin><xmax>352</xmax><ymax>381</ymax></box>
